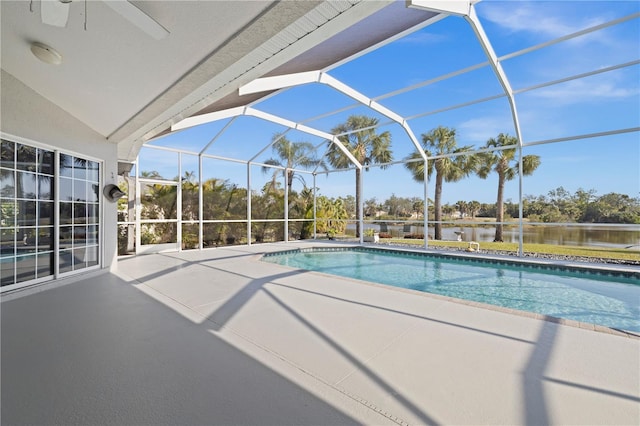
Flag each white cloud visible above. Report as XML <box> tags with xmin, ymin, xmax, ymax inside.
<box><xmin>483</xmin><ymin>4</ymin><xmax>570</xmax><ymax>37</ymax></box>
<box><xmin>480</xmin><ymin>2</ymin><xmax>605</xmax><ymax>39</ymax></box>
<box><xmin>457</xmin><ymin>116</ymin><xmax>514</xmax><ymax>144</ymax></box>
<box><xmin>528</xmin><ymin>78</ymin><xmax>639</xmax><ymax>104</ymax></box>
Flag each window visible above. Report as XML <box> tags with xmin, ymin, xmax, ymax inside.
<box><xmin>0</xmin><ymin>139</ymin><xmax>100</xmax><ymax>288</ymax></box>
<box><xmin>1</xmin><ymin>140</ymin><xmax>54</xmax><ymax>285</ymax></box>
<box><xmin>58</xmin><ymin>154</ymin><xmax>100</xmax><ymax>274</ymax></box>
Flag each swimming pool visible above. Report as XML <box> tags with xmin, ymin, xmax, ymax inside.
<box><xmin>262</xmin><ymin>247</ymin><xmax>640</xmax><ymax>333</ymax></box>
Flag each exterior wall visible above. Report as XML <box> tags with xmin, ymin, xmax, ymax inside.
<box><xmin>1</xmin><ymin>70</ymin><xmax>119</xmax><ymax>272</ymax></box>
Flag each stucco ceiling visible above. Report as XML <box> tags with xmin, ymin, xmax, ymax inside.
<box><xmin>1</xmin><ymin>1</ymin><xmax>438</xmax><ymax>162</ymax></box>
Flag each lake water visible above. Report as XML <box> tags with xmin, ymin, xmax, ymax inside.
<box><xmin>349</xmin><ymin>224</ymin><xmax>640</xmax><ymax>250</ymax></box>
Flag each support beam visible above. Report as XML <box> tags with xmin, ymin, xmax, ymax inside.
<box><xmin>134</xmin><ymin>158</ymin><xmax>141</xmax><ymax>255</ymax></box>
<box><xmin>319</xmin><ymin>74</ymin><xmax>427</xmax><ymax>162</ymax></box>
<box><xmin>247</xmin><ymin>163</ymin><xmax>252</xmax><ymax>246</ymax></box>
<box><xmin>320</xmin><ymin>73</ymin><xmax>405</xmax><ymax>124</ymax></box>
<box><xmin>199</xmin><ymin>117</ymin><xmax>238</xmax><ymax>155</ymax></box>
<box><xmin>284</xmin><ymin>168</ymin><xmax>289</xmax><ymax>242</ymax></box>
<box><xmin>172</xmin><ymin>106</ymin><xmax>246</xmax><ymax>132</ymax></box>
<box><xmin>171</xmin><ymin>105</ymin><xmax>363</xmax><ymax>171</ymax></box>
<box><xmin>423</xmin><ymin>159</ymin><xmax>429</xmax><ymax>249</ymax></box>
<box><xmin>409</xmin><ymin>0</ymin><xmax>526</xmax><ymax>257</ymax></box>
<box><xmin>464</xmin><ymin>6</ymin><xmax>526</xmax><ymax>256</ymax></box>
<box><xmin>245</xmin><ymin>108</ymin><xmax>363</xmax><ymax>169</ymax></box>
<box><xmin>250</xmin><ymin>130</ymin><xmax>290</xmax><ymax>163</ymax></box>
<box><xmin>177</xmin><ymin>152</ymin><xmax>183</xmax><ymax>251</ymax></box>
<box><xmin>313</xmin><ymin>174</ymin><xmax>317</xmax><ymax>240</ymax></box>
<box><xmin>239</xmin><ymin>71</ymin><xmax>321</xmax><ymax>95</ymax></box>
<box><xmin>358</xmin><ymin>170</ymin><xmax>364</xmax><ymax>244</ymax></box>
<box><xmin>406</xmin><ymin>0</ymin><xmax>471</xmax><ymax>16</ymax></box>
<box><xmin>198</xmin><ymin>154</ymin><xmax>203</xmax><ymax>249</ymax></box>
<box><xmin>241</xmin><ymin>70</ymin><xmax>428</xmax><ymax>162</ymax></box>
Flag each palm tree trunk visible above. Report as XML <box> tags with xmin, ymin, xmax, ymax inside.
<box><xmin>495</xmin><ymin>174</ymin><xmax>505</xmax><ymax>242</ymax></box>
<box><xmin>287</xmin><ymin>169</ymin><xmax>294</xmax><ymax>195</ymax></box>
<box><xmin>355</xmin><ymin>168</ymin><xmax>361</xmax><ymax>238</ymax></box>
<box><xmin>125</xmin><ymin>176</ymin><xmax>135</xmax><ymax>253</ymax></box>
<box><xmin>434</xmin><ymin>172</ymin><xmax>443</xmax><ymax>240</ymax></box>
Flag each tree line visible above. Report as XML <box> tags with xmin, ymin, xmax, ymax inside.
<box><xmin>124</xmin><ymin>170</ymin><xmax>637</xmax><ymax>253</ymax></box>
<box><xmin>125</xmin><ymin>114</ymin><xmax>638</xmax><ymax>251</ymax></box>
<box><xmin>261</xmin><ymin>115</ymin><xmax>638</xmax><ymax>239</ymax></box>
<box><xmin>123</xmin><ymin>172</ymin><xmax>638</xmax><ymax>253</ymax></box>
<box><xmin>118</xmin><ymin>172</ymin><xmax>351</xmax><ymax>250</ymax></box>
<box><xmin>356</xmin><ymin>187</ymin><xmax>640</xmax><ymax>225</ymax></box>
<box><xmin>281</xmin><ymin>115</ymin><xmax>541</xmax><ymax>241</ymax></box>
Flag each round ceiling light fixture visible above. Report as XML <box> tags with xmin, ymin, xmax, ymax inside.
<box><xmin>30</xmin><ymin>42</ymin><xmax>63</xmax><ymax>65</ymax></box>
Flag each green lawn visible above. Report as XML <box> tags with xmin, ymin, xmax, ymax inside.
<box><xmin>381</xmin><ymin>239</ymin><xmax>640</xmax><ymax>262</ymax></box>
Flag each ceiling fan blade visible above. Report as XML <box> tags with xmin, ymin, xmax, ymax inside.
<box><xmin>103</xmin><ymin>0</ymin><xmax>169</xmax><ymax>40</ymax></box>
<box><xmin>41</xmin><ymin>0</ymin><xmax>70</xmax><ymax>28</ymax></box>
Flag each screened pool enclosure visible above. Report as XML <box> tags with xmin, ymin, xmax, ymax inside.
<box><xmin>117</xmin><ymin>1</ymin><xmax>639</xmax><ymax>259</ymax></box>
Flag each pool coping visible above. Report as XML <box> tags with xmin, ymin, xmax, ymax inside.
<box><xmin>261</xmin><ymin>244</ymin><xmax>640</xmax><ymax>340</ymax></box>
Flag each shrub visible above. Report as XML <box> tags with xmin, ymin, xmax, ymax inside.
<box><xmin>404</xmin><ymin>233</ymin><xmax>425</xmax><ymax>239</ymax></box>
<box><xmin>379</xmin><ymin>232</ymin><xmax>392</xmax><ymax>239</ymax></box>
<box><xmin>182</xmin><ymin>233</ymin><xmax>198</xmax><ymax>249</ymax></box>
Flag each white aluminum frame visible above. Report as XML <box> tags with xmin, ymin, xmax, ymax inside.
<box><xmin>129</xmin><ymin>3</ymin><xmax>639</xmax><ymax>257</ymax></box>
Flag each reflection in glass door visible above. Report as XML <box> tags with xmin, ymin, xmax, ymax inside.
<box><xmin>0</xmin><ymin>139</ymin><xmax>101</xmax><ymax>289</ymax></box>
<box><xmin>1</xmin><ymin>140</ymin><xmax>55</xmax><ymax>286</ymax></box>
<box><xmin>58</xmin><ymin>153</ymin><xmax>100</xmax><ymax>274</ymax></box>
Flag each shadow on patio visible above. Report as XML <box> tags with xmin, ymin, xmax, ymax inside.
<box><xmin>0</xmin><ymin>272</ymin><xmax>367</xmax><ymax>425</ymax></box>
<box><xmin>3</xmin><ymin>244</ymin><xmax>638</xmax><ymax>425</ymax></box>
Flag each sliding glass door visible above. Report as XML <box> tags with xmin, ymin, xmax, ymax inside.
<box><xmin>0</xmin><ymin>138</ymin><xmax>101</xmax><ymax>289</ymax></box>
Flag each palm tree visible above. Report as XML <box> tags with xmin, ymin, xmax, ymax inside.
<box><xmin>297</xmin><ymin>187</ymin><xmax>316</xmax><ymax>239</ymax></box>
<box><xmin>262</xmin><ymin>135</ymin><xmax>325</xmax><ymax>195</ymax></box>
<box><xmin>316</xmin><ymin>196</ymin><xmax>348</xmax><ymax>236</ymax></box>
<box><xmin>443</xmin><ymin>204</ymin><xmax>454</xmax><ymax>219</ymax></box>
<box><xmin>468</xmin><ymin>200</ymin><xmax>481</xmax><ymax>219</ymax></box>
<box><xmin>476</xmin><ymin>133</ymin><xmax>541</xmax><ymax>242</ymax></box>
<box><xmin>364</xmin><ymin>198</ymin><xmax>378</xmax><ymax>218</ymax></box>
<box><xmin>412</xmin><ymin>198</ymin><xmax>424</xmax><ymax>219</ymax></box>
<box><xmin>181</xmin><ymin>171</ymin><xmax>199</xmax><ymax>221</ymax></box>
<box><xmin>326</xmin><ymin>115</ymin><xmax>392</xmax><ymax>236</ymax></box>
<box><xmin>456</xmin><ymin>200</ymin><xmax>468</xmax><ymax>219</ymax></box>
<box><xmin>182</xmin><ymin>171</ymin><xmax>196</xmax><ymax>185</ymax></box>
<box><xmin>140</xmin><ymin>170</ymin><xmax>163</xmax><ymax>180</ymax></box>
<box><xmin>404</xmin><ymin>126</ymin><xmax>477</xmax><ymax>240</ymax></box>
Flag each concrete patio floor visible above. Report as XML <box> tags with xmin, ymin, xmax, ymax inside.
<box><xmin>2</xmin><ymin>242</ymin><xmax>639</xmax><ymax>425</ymax></box>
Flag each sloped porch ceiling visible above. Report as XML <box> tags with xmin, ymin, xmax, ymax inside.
<box><xmin>118</xmin><ymin>1</ymin><xmax>437</xmax><ymax>162</ymax></box>
<box><xmin>193</xmin><ymin>1</ymin><xmax>439</xmax><ymax>117</ymax></box>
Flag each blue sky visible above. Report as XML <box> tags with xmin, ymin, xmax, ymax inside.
<box><xmin>146</xmin><ymin>1</ymin><xmax>639</xmax><ymax>205</ymax></box>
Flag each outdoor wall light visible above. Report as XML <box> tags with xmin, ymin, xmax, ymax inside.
<box><xmin>30</xmin><ymin>42</ymin><xmax>63</xmax><ymax>65</ymax></box>
<box><xmin>103</xmin><ymin>184</ymin><xmax>126</xmax><ymax>202</ymax></box>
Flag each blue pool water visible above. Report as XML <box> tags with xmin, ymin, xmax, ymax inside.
<box><xmin>262</xmin><ymin>247</ymin><xmax>640</xmax><ymax>333</ymax></box>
